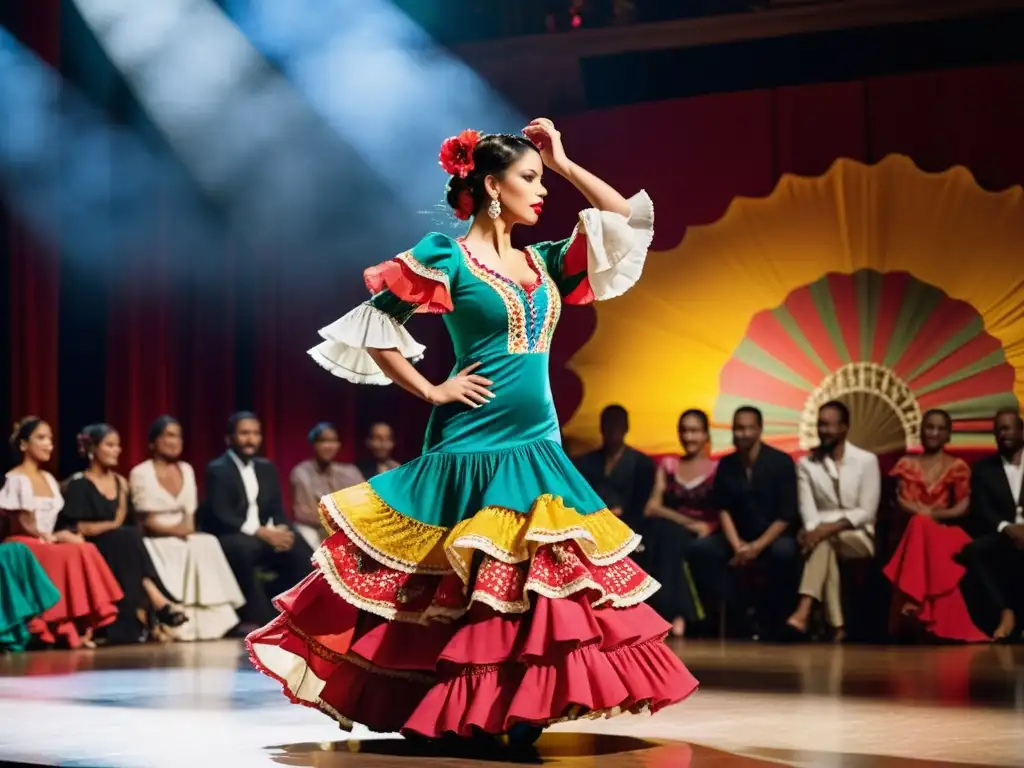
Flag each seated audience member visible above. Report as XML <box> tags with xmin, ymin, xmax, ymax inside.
<box><xmin>958</xmin><ymin>408</ymin><xmax>1024</xmax><ymax>641</ymax></box>
<box><xmin>130</xmin><ymin>416</ymin><xmax>245</xmax><ymax>641</ymax></box>
<box><xmin>883</xmin><ymin>409</ymin><xmax>987</xmax><ymax>642</ymax></box>
<box><xmin>1</xmin><ymin>417</ymin><xmax>121</xmax><ymax>648</ymax></box>
<box><xmin>290</xmin><ymin>422</ymin><xmax>364</xmax><ymax>552</ymax></box>
<box><xmin>787</xmin><ymin>401</ymin><xmax>879</xmax><ymax>642</ymax></box>
<box><xmin>643</xmin><ymin>409</ymin><xmax>718</xmax><ymax>637</ymax></box>
<box><xmin>0</xmin><ymin>541</ymin><xmax>60</xmax><ymax>652</ymax></box>
<box><xmin>61</xmin><ymin>424</ymin><xmax>188</xmax><ymax>644</ymax></box>
<box><xmin>199</xmin><ymin>412</ymin><xmax>314</xmax><ymax>627</ymax></box>
<box><xmin>574</xmin><ymin>404</ymin><xmax>655</xmax><ymax>527</ymax></box>
<box><xmin>688</xmin><ymin>406</ymin><xmax>800</xmax><ymax>638</ymax></box>
<box><xmin>356</xmin><ymin>422</ymin><xmax>401</xmax><ymax>480</ymax></box>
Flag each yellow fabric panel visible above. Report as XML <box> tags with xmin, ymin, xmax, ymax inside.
<box><xmin>565</xmin><ymin>155</ymin><xmax>1024</xmax><ymax>454</ymax></box>
<box><xmin>320</xmin><ymin>485</ymin><xmax>639</xmax><ymax>580</ymax></box>
<box><xmin>444</xmin><ymin>496</ymin><xmax>639</xmax><ymax>581</ymax></box>
<box><xmin>320</xmin><ymin>483</ymin><xmax>451</xmax><ymax>574</ymax></box>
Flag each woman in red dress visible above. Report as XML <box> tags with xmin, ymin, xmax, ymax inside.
<box><xmin>1</xmin><ymin>417</ymin><xmax>122</xmax><ymax>648</ymax></box>
<box><xmin>883</xmin><ymin>409</ymin><xmax>988</xmax><ymax>642</ymax></box>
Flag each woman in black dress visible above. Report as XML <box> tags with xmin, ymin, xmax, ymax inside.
<box><xmin>59</xmin><ymin>424</ymin><xmax>187</xmax><ymax>644</ymax></box>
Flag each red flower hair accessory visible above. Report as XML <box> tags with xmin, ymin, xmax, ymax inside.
<box><xmin>453</xmin><ymin>189</ymin><xmax>475</xmax><ymax>220</ymax></box>
<box><xmin>439</xmin><ymin>129</ymin><xmax>480</xmax><ymax>178</ymax></box>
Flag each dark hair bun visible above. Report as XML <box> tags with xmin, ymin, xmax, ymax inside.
<box><xmin>443</xmin><ymin>133</ymin><xmax>538</xmax><ymax>220</ymax></box>
<box><xmin>9</xmin><ymin>416</ymin><xmax>43</xmax><ymax>454</ymax></box>
<box><xmin>77</xmin><ymin>423</ymin><xmax>115</xmax><ymax>458</ymax></box>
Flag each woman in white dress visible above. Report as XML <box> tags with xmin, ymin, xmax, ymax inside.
<box><xmin>129</xmin><ymin>416</ymin><xmax>245</xmax><ymax>641</ymax></box>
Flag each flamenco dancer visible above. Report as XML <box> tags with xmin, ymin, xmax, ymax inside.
<box><xmin>247</xmin><ymin>119</ymin><xmax>698</xmax><ymax>746</ymax></box>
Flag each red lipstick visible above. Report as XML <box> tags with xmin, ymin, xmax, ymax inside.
<box><xmin>531</xmin><ymin>203</ymin><xmax>544</xmax><ymax>215</ymax></box>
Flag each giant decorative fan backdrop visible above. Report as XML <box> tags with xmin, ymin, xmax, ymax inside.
<box><xmin>710</xmin><ymin>270</ymin><xmax>1017</xmax><ymax>455</ymax></box>
<box><xmin>562</xmin><ymin>154</ymin><xmax>1024</xmax><ymax>454</ymax></box>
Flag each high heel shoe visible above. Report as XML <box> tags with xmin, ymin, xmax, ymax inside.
<box><xmin>505</xmin><ymin>722</ymin><xmax>543</xmax><ymax>748</ymax></box>
<box><xmin>155</xmin><ymin>604</ymin><xmax>188</xmax><ymax>628</ymax></box>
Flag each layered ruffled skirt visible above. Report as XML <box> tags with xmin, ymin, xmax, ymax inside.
<box><xmin>246</xmin><ymin>439</ymin><xmax>698</xmax><ymax>736</ymax></box>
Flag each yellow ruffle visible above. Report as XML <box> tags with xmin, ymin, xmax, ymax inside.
<box><xmin>319</xmin><ymin>484</ymin><xmax>640</xmax><ymax>581</ymax></box>
<box><xmin>320</xmin><ymin>483</ymin><xmax>450</xmax><ymax>574</ymax></box>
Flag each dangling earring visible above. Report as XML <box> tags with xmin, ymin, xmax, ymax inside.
<box><xmin>487</xmin><ymin>197</ymin><xmax>501</xmax><ymax>220</ymax></box>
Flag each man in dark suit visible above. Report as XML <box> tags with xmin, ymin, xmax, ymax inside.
<box><xmin>959</xmin><ymin>408</ymin><xmax>1024</xmax><ymax>641</ymax></box>
<box><xmin>573</xmin><ymin>405</ymin><xmax>655</xmax><ymax>529</ymax></box>
<box><xmin>200</xmin><ymin>411</ymin><xmax>314</xmax><ymax>626</ymax></box>
<box><xmin>687</xmin><ymin>405</ymin><xmax>801</xmax><ymax>638</ymax></box>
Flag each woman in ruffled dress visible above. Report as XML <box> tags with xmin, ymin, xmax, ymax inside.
<box><xmin>247</xmin><ymin>120</ymin><xmax>697</xmax><ymax>746</ymax></box>
<box><xmin>0</xmin><ymin>541</ymin><xmax>60</xmax><ymax>652</ymax></box>
<box><xmin>130</xmin><ymin>416</ymin><xmax>245</xmax><ymax>641</ymax></box>
<box><xmin>883</xmin><ymin>409</ymin><xmax>988</xmax><ymax>642</ymax></box>
<box><xmin>1</xmin><ymin>417</ymin><xmax>121</xmax><ymax>648</ymax></box>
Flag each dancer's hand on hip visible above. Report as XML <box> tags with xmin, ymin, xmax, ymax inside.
<box><xmin>427</xmin><ymin>362</ymin><xmax>495</xmax><ymax>408</ymax></box>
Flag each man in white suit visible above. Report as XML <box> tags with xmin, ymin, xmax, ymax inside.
<box><xmin>786</xmin><ymin>400</ymin><xmax>880</xmax><ymax>640</ymax></box>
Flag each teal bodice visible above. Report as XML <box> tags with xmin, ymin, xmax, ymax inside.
<box><xmin>369</xmin><ymin>233</ymin><xmax>583</xmax><ymax>455</ymax></box>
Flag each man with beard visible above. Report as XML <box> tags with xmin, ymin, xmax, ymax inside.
<box><xmin>786</xmin><ymin>401</ymin><xmax>879</xmax><ymax>642</ymax></box>
<box><xmin>688</xmin><ymin>406</ymin><xmax>800</xmax><ymax>639</ymax></box>
<box><xmin>958</xmin><ymin>408</ymin><xmax>1024</xmax><ymax>641</ymax></box>
<box><xmin>200</xmin><ymin>412</ymin><xmax>314</xmax><ymax>627</ymax></box>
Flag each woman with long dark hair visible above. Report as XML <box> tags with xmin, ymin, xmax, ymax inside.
<box><xmin>1</xmin><ymin>417</ymin><xmax>121</xmax><ymax>648</ymax></box>
<box><xmin>248</xmin><ymin>121</ymin><xmax>697</xmax><ymax>745</ymax></box>
<box><xmin>60</xmin><ymin>424</ymin><xmax>188</xmax><ymax>644</ymax></box>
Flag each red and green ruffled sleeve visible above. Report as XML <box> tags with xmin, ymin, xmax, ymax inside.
<box><xmin>308</xmin><ymin>233</ymin><xmax>457</xmax><ymax>385</ymax></box>
<box><xmin>530</xmin><ymin>190</ymin><xmax>654</xmax><ymax>305</ymax></box>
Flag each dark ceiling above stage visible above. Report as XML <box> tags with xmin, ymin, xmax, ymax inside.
<box><xmin>581</xmin><ymin>8</ymin><xmax>1024</xmax><ymax>108</ymax></box>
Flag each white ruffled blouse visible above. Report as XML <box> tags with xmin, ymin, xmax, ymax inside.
<box><xmin>0</xmin><ymin>472</ymin><xmax>64</xmax><ymax>535</ymax></box>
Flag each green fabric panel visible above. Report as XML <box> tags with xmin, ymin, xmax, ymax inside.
<box><xmin>367</xmin><ymin>292</ymin><xmax>418</xmax><ymax>324</ymax></box>
<box><xmin>0</xmin><ymin>542</ymin><xmax>60</xmax><ymax>651</ymax></box>
<box><xmin>530</xmin><ymin>237</ymin><xmax>586</xmax><ymax>297</ymax></box>
<box><xmin>931</xmin><ymin>392</ymin><xmax>1020</xmax><ymax>419</ymax></box>
<box><xmin>948</xmin><ymin>432</ymin><xmax>997</xmax><ymax>447</ymax></box>
<box><xmin>913</xmin><ymin>350</ymin><xmax>1009</xmax><ymax>396</ymax></box>
<box><xmin>370</xmin><ymin>439</ymin><xmax>608</xmax><ymax>528</ymax></box>
<box><xmin>883</xmin><ymin>281</ymin><xmax>942</xmax><ymax>368</ymax></box>
<box><xmin>733</xmin><ymin>339</ymin><xmax>816</xmax><ymax>391</ymax></box>
<box><xmin>771</xmin><ymin>306</ymin><xmax>832</xmax><ymax>376</ymax></box>
<box><xmin>809</xmin><ymin>279</ymin><xmax>851</xmax><ymax>364</ymax></box>
<box><xmin>854</xmin><ymin>270</ymin><xmax>884</xmax><ymax>361</ymax></box>
<box><xmin>711</xmin><ymin>394</ymin><xmax>803</xmax><ymax>427</ymax></box>
<box><xmin>904</xmin><ymin>317</ymin><xmax>986</xmax><ymax>383</ymax></box>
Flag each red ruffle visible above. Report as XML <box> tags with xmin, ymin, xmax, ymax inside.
<box><xmin>883</xmin><ymin>515</ymin><xmax>989</xmax><ymax>643</ymax></box>
<box><xmin>248</xmin><ymin>550</ymin><xmax>698</xmax><ymax>736</ymax></box>
<box><xmin>314</xmin><ymin>527</ymin><xmax>656</xmax><ymax>622</ymax></box>
<box><xmin>364</xmin><ymin>258</ymin><xmax>453</xmax><ymax>314</ymax></box>
<box><xmin>248</xmin><ymin>583</ymin><xmax>697</xmax><ymax>736</ymax></box>
<box><xmin>561</xmin><ymin>232</ymin><xmax>595</xmax><ymax>305</ymax></box>
<box><xmin>9</xmin><ymin>536</ymin><xmax>121</xmax><ymax>649</ymax></box>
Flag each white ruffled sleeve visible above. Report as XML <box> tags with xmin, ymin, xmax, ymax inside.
<box><xmin>531</xmin><ymin>190</ymin><xmax>653</xmax><ymax>304</ymax></box>
<box><xmin>0</xmin><ymin>473</ymin><xmax>28</xmax><ymax>512</ymax></box>
<box><xmin>578</xmin><ymin>190</ymin><xmax>654</xmax><ymax>301</ymax></box>
<box><xmin>308</xmin><ymin>303</ymin><xmax>426</xmax><ymax>386</ymax></box>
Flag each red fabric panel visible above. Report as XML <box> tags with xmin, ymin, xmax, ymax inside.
<box><xmin>7</xmin><ymin>1</ymin><xmax>60</xmax><ymax>429</ymax></box>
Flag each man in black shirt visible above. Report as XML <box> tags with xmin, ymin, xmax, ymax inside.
<box><xmin>573</xmin><ymin>405</ymin><xmax>655</xmax><ymax>529</ymax></box>
<box><xmin>689</xmin><ymin>406</ymin><xmax>801</xmax><ymax>637</ymax></box>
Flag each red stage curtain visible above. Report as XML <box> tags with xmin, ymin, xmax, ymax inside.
<box><xmin>7</xmin><ymin>1</ymin><xmax>60</xmax><ymax>433</ymax></box>
<box><xmin>98</xmin><ymin>63</ymin><xmax>1024</xmax><ymax>477</ymax></box>
<box><xmin>104</xmin><ymin>207</ymin><xmax>238</xmax><ymax>488</ymax></box>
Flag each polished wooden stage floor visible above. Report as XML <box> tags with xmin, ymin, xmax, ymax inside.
<box><xmin>0</xmin><ymin>639</ymin><xmax>1021</xmax><ymax>767</ymax></box>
